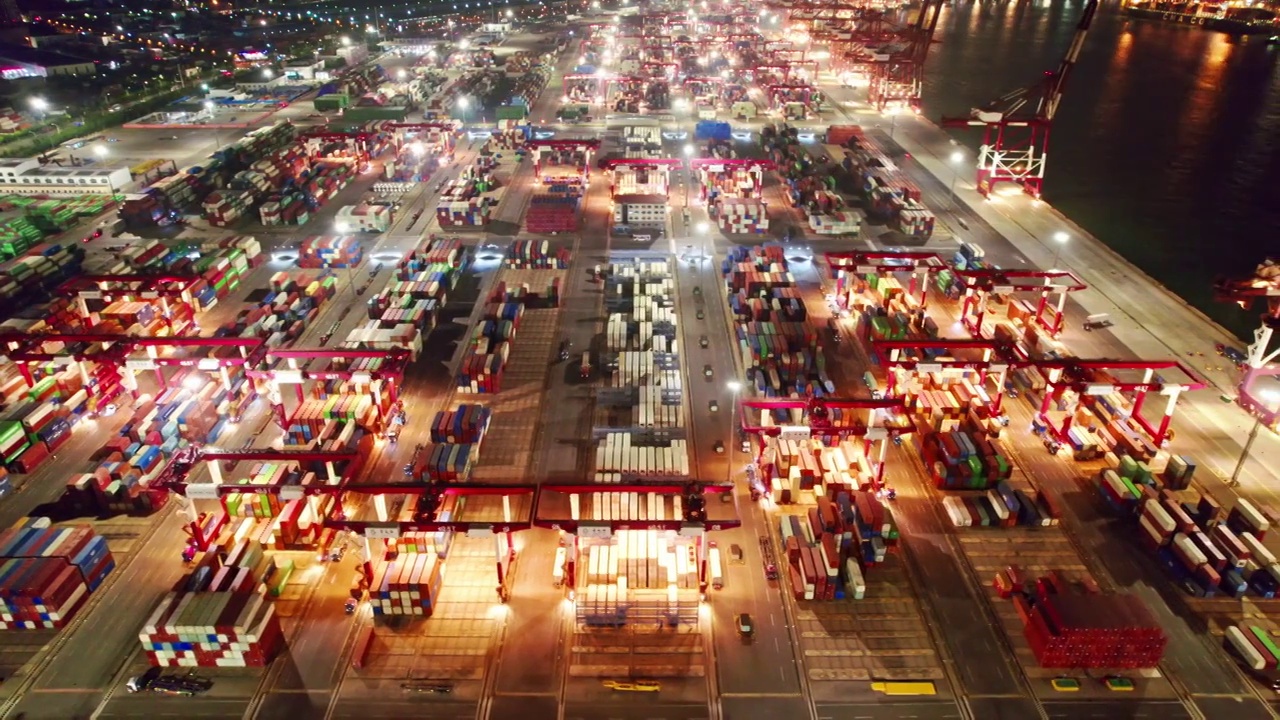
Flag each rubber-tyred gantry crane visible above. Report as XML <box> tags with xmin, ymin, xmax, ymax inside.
<box><xmin>1025</xmin><ymin>358</ymin><xmax>1207</xmax><ymax>449</ymax></box>
<box><xmin>299</xmin><ymin>129</ymin><xmax>382</xmax><ymax>164</ymax></box>
<box><xmin>826</xmin><ymin>251</ymin><xmax>948</xmax><ymax>309</ymax></box>
<box><xmin>872</xmin><ymin>337</ymin><xmax>1015</xmax><ymax>411</ymax></box>
<box><xmin>737</xmin><ymin>396</ymin><xmax>911</xmax><ymax>489</ymax></box>
<box><xmin>247</xmin><ymin>346</ymin><xmax>412</xmax><ymax>431</ymax></box>
<box><xmin>955</xmin><ymin>268</ymin><xmax>1087</xmax><ymax>338</ymax></box>
<box><xmin>1213</xmin><ymin>259</ymin><xmax>1280</xmax><ymax>429</ymax></box>
<box><xmin>941</xmin><ymin>0</ymin><xmax>1100</xmax><ymax>198</ymax></box>
<box><xmin>535</xmin><ymin>481</ymin><xmax>740</xmax><ymax>594</ymax></box>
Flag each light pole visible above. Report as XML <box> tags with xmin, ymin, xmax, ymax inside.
<box><xmin>458</xmin><ymin>96</ymin><xmax>471</xmax><ymax>127</ymax></box>
<box><xmin>683</xmin><ymin>143</ymin><xmax>695</xmax><ymax>208</ymax></box>
<box><xmin>1050</xmin><ymin>231</ymin><xmax>1069</xmax><ymax>270</ymax></box>
<box><xmin>94</xmin><ymin>145</ymin><xmax>116</xmax><ymax>199</ymax></box>
<box><xmin>946</xmin><ymin>150</ymin><xmax>963</xmax><ymax>211</ymax></box>
<box><xmin>1229</xmin><ymin>390</ymin><xmax>1280</xmax><ymax>488</ymax></box>
<box><xmin>886</xmin><ymin>106</ymin><xmax>900</xmax><ymax>139</ymax></box>
<box><xmin>726</xmin><ymin>380</ymin><xmax>742</xmax><ymax>484</ymax></box>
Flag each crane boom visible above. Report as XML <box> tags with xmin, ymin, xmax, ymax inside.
<box><xmin>1042</xmin><ymin>0</ymin><xmax>1100</xmax><ymax>121</ymax></box>
<box><xmin>939</xmin><ymin>0</ymin><xmax>1100</xmax><ymax>198</ymax></box>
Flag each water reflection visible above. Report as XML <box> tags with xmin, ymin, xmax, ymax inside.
<box><xmin>924</xmin><ymin>0</ymin><xmax>1280</xmax><ymax>337</ymax></box>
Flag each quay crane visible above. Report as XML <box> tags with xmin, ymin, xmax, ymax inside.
<box><xmin>941</xmin><ymin>0</ymin><xmax>1100</xmax><ymax>198</ymax></box>
<box><xmin>1214</xmin><ymin>259</ymin><xmax>1280</xmax><ymax>430</ymax></box>
<box><xmin>868</xmin><ymin>0</ymin><xmax>944</xmax><ymax>112</ymax></box>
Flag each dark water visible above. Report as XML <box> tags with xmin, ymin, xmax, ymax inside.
<box><xmin>922</xmin><ymin>0</ymin><xmax>1280</xmax><ymax>340</ymax></box>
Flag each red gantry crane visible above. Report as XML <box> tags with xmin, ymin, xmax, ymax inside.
<box><xmin>954</xmin><ymin>268</ymin><xmax>1087</xmax><ymax>338</ymax></box>
<box><xmin>940</xmin><ymin>0</ymin><xmax>1100</xmax><ymax>198</ymax></box>
<box><xmin>246</xmin><ymin>346</ymin><xmax>412</xmax><ymax>431</ymax></box>
<box><xmin>826</xmin><ymin>251</ymin><xmax>948</xmax><ymax>310</ymax></box>
<box><xmin>1214</xmin><ymin>259</ymin><xmax>1280</xmax><ymax>430</ymax></box>
<box><xmin>871</xmin><ymin>337</ymin><xmax>1015</xmax><ymax>412</ymax></box>
<box><xmin>534</xmin><ymin>481</ymin><xmax>740</xmax><ymax>595</ymax></box>
<box><xmin>737</xmin><ymin>396</ymin><xmax>911</xmax><ymax>489</ymax></box>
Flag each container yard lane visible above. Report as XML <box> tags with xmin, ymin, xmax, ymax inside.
<box><xmin>814</xmin><ymin>82</ymin><xmax>1271</xmax><ymax>720</ymax></box>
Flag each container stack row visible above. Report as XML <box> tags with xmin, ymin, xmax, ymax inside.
<box><xmin>0</xmin><ymin>242</ymin><xmax>84</xmax><ymax>305</ymax></box>
<box><xmin>913</xmin><ymin>417</ymin><xmax>1013</xmax><ymax>490</ymax></box>
<box><xmin>0</xmin><ymin>519</ymin><xmax>115</xmax><ymax>630</ymax></box>
<box><xmin>429</xmin><ymin>404</ymin><xmax>492</xmax><ymax>443</ymax></box>
<box><xmin>1225</xmin><ymin>625</ymin><xmax>1280</xmax><ymax>671</ymax></box>
<box><xmin>999</xmin><ymin>568</ymin><xmax>1167</xmax><ymax>669</ymax></box>
<box><xmin>456</xmin><ymin>300</ymin><xmax>524</xmax><ymax>394</ymax></box>
<box><xmin>941</xmin><ymin>481</ymin><xmax>1062</xmax><ymax>529</ymax></box>
<box><xmin>524</xmin><ymin>192</ymin><xmax>580</xmax><ymax>234</ymax></box>
<box><xmin>593</xmin><ymin>433</ymin><xmax>690</xmax><ymax>479</ymax></box>
<box><xmin>838</xmin><ymin>126</ymin><xmax>935</xmax><ymax>241</ymax></box>
<box><xmin>334</xmin><ymin>203</ymin><xmax>393</xmax><ymax>233</ymax></box>
<box><xmin>298</xmin><ymin>235</ymin><xmax>363</xmax><ymax>269</ymax></box>
<box><xmin>489</xmin><ymin>277</ymin><xmax>561</xmax><ymax>308</ymax></box>
<box><xmin>1106</xmin><ymin>473</ymin><xmax>1280</xmax><ymax>599</ymax></box>
<box><xmin>758</xmin><ymin>436</ymin><xmax>876</xmax><ymax>500</ymax></box>
<box><xmin>436</xmin><ymin>197</ymin><xmax>492</xmax><ymax>227</ymax></box>
<box><xmin>779</xmin><ymin>487</ymin><xmax>897</xmax><ymax>602</ymax></box>
<box><xmin>140</xmin><ymin>582</ymin><xmax>283</xmax><ymax>667</ymax></box>
<box><xmin>371</xmin><ymin>552</ymin><xmax>445</xmax><ymax>617</ymax></box>
<box><xmin>712</xmin><ymin>198</ymin><xmax>769</xmax><ymax>234</ymax></box>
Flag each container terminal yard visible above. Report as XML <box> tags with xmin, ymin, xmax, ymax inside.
<box><xmin>0</xmin><ymin>3</ymin><xmax>1276</xmax><ymax>720</ymax></box>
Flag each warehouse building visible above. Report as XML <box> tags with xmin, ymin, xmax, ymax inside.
<box><xmin>0</xmin><ymin>158</ymin><xmax>130</xmax><ymax>195</ymax></box>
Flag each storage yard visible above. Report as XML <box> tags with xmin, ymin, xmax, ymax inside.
<box><xmin>0</xmin><ymin>4</ymin><xmax>1277</xmax><ymax>720</ymax></box>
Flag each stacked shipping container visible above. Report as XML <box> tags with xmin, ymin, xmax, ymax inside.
<box><xmin>1002</xmin><ymin>569</ymin><xmax>1167</xmax><ymax>668</ymax></box>
<box><xmin>0</xmin><ymin>519</ymin><xmax>115</xmax><ymax>630</ymax></box>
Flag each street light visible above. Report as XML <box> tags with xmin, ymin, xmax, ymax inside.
<box><xmin>1229</xmin><ymin>389</ymin><xmax>1280</xmax><ymax>487</ymax></box>
<box><xmin>457</xmin><ymin>95</ymin><xmax>471</xmax><ymax>125</ymax></box>
<box><xmin>726</xmin><ymin>380</ymin><xmax>742</xmax><ymax>485</ymax></box>
<box><xmin>947</xmin><ymin>150</ymin><xmax>964</xmax><ymax>211</ymax></box>
<box><xmin>885</xmin><ymin>106</ymin><xmax>900</xmax><ymax>138</ymax></box>
<box><xmin>29</xmin><ymin>97</ymin><xmax>48</xmax><ymax>113</ymax></box>
<box><xmin>683</xmin><ymin>143</ymin><xmax>696</xmax><ymax>206</ymax></box>
<box><xmin>1050</xmin><ymin>231</ymin><xmax>1069</xmax><ymax>269</ymax></box>
<box><xmin>94</xmin><ymin>145</ymin><xmax>117</xmax><ymax>199</ymax></box>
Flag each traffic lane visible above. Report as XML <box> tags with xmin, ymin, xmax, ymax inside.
<box><xmin>95</xmin><ymin>665</ymin><xmax>261</xmax><ymax>719</ymax></box>
<box><xmin>1042</xmin><ymin>699</ymin><xmax>1195</xmax><ymax>720</ymax></box>
<box><xmin>888</xmin><ymin>477</ymin><xmax>1024</xmax><ymax>697</ymax></box>
<box><xmin>493</xmin><ymin>532</ymin><xmax>567</xmax><ymax>694</ymax></box>
<box><xmin>490</xmin><ymin>694</ymin><xmax>560</xmax><ymax>720</ymax></box>
<box><xmin>564</xmin><ymin>702</ymin><xmax>710</xmax><ymax>720</ymax></box>
<box><xmin>721</xmin><ymin>696</ymin><xmax>811</xmax><ymax>720</ymax></box>
<box><xmin>713</xmin><ymin>521</ymin><xmax>802</xmax><ymax>697</ymax></box>
<box><xmin>328</xmin><ymin>697</ymin><xmax>477</xmax><ymax>719</ymax></box>
<box><xmin>812</xmin><ymin>701</ymin><xmax>965</xmax><ymax>720</ymax></box>
<box><xmin>1192</xmin><ymin>696</ymin><xmax>1272</xmax><ymax>720</ymax></box>
<box><xmin>264</xmin><ymin>559</ymin><xmax>361</xmax><ymax>692</ymax></box>
<box><xmin>29</xmin><ymin>510</ymin><xmax>187</xmax><ymax>692</ymax></box>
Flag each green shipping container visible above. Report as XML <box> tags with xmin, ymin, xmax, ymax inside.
<box><xmin>342</xmin><ymin>106</ymin><xmax>409</xmax><ymax>122</ymax></box>
<box><xmin>314</xmin><ymin>94</ymin><xmax>351</xmax><ymax>111</ymax></box>
<box><xmin>496</xmin><ymin>105</ymin><xmax>528</xmax><ymax>120</ymax></box>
